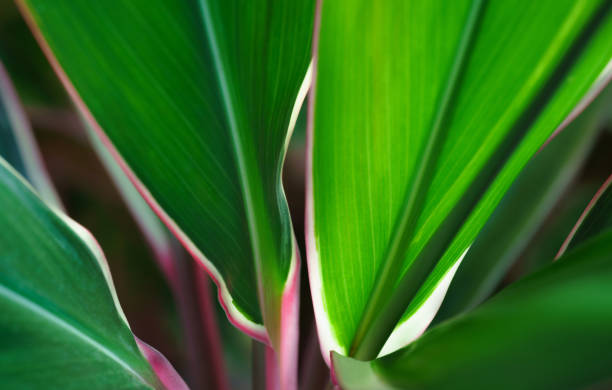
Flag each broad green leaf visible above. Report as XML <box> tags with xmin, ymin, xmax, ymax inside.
<box><xmin>17</xmin><ymin>1</ymin><xmax>315</xmax><ymax>383</ymax></box>
<box><xmin>0</xmin><ymin>60</ymin><xmax>62</xmax><ymax>209</ymax></box>
<box><xmin>434</xmin><ymin>77</ymin><xmax>612</xmax><ymax>323</ymax></box>
<box><xmin>0</xmin><ymin>157</ymin><xmax>179</xmax><ymax>389</ymax></box>
<box><xmin>88</xmin><ymin>123</ymin><xmax>232</xmax><ymax>389</ymax></box>
<box><xmin>333</xmin><ymin>230</ymin><xmax>612</xmax><ymax>390</ymax></box>
<box><xmin>556</xmin><ymin>173</ymin><xmax>612</xmax><ymax>258</ymax></box>
<box><xmin>307</xmin><ymin>0</ymin><xmax>612</xmax><ymax>360</ymax></box>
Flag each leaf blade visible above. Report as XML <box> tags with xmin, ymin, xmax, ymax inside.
<box><xmin>307</xmin><ymin>0</ymin><xmax>612</xmax><ymax>360</ymax></box>
<box><xmin>0</xmin><ymin>157</ymin><xmax>168</xmax><ymax>389</ymax></box>
<box><xmin>334</xmin><ymin>230</ymin><xmax>612</xmax><ymax>390</ymax></box>
<box><xmin>434</xmin><ymin>75</ymin><xmax>612</xmax><ymax>323</ymax></box>
<box><xmin>17</xmin><ymin>5</ymin><xmax>315</xmax><ymax>383</ymax></box>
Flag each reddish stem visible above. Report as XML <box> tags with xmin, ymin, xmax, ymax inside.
<box><xmin>194</xmin><ymin>263</ymin><xmax>231</xmax><ymax>390</ymax></box>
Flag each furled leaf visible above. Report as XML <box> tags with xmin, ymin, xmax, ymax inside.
<box><xmin>556</xmin><ymin>173</ymin><xmax>612</xmax><ymax>258</ymax></box>
<box><xmin>0</xmin><ymin>60</ymin><xmax>62</xmax><ymax>209</ymax></box>
<box><xmin>0</xmin><ymin>157</ymin><xmax>184</xmax><ymax>389</ymax></box>
<box><xmin>307</xmin><ymin>0</ymin><xmax>612</xmax><ymax>360</ymax></box>
<box><xmin>333</xmin><ymin>230</ymin><xmax>612</xmax><ymax>390</ymax></box>
<box><xmin>434</xmin><ymin>75</ymin><xmax>612</xmax><ymax>323</ymax></box>
<box><xmin>16</xmin><ymin>1</ymin><xmax>315</xmax><ymax>385</ymax></box>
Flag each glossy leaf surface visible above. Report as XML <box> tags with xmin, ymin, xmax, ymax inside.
<box><xmin>307</xmin><ymin>0</ymin><xmax>612</xmax><ymax>359</ymax></box>
<box><xmin>333</xmin><ymin>231</ymin><xmax>612</xmax><ymax>390</ymax></box>
<box><xmin>17</xmin><ymin>0</ymin><xmax>314</xmax><ymax>364</ymax></box>
<box><xmin>0</xmin><ymin>157</ymin><xmax>167</xmax><ymax>389</ymax></box>
<box><xmin>435</xmin><ymin>77</ymin><xmax>612</xmax><ymax>323</ymax></box>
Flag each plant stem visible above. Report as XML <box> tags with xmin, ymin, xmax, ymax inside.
<box><xmin>194</xmin><ymin>262</ymin><xmax>230</xmax><ymax>390</ymax></box>
<box><xmin>252</xmin><ymin>340</ymin><xmax>267</xmax><ymax>390</ymax></box>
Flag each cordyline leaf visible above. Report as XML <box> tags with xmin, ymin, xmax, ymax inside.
<box><xmin>16</xmin><ymin>1</ymin><xmax>315</xmax><ymax>386</ymax></box>
<box><xmin>87</xmin><ymin>123</ymin><xmax>231</xmax><ymax>390</ymax></box>
<box><xmin>556</xmin><ymin>173</ymin><xmax>612</xmax><ymax>258</ymax></box>
<box><xmin>333</xmin><ymin>230</ymin><xmax>612</xmax><ymax>390</ymax></box>
<box><xmin>0</xmin><ymin>60</ymin><xmax>62</xmax><ymax>209</ymax></box>
<box><xmin>0</xmin><ymin>61</ymin><xmax>185</xmax><ymax>389</ymax></box>
<box><xmin>307</xmin><ymin>0</ymin><xmax>612</xmax><ymax>361</ymax></box>
<box><xmin>0</xmin><ymin>157</ymin><xmax>186</xmax><ymax>390</ymax></box>
<box><xmin>434</xmin><ymin>72</ymin><xmax>612</xmax><ymax>323</ymax></box>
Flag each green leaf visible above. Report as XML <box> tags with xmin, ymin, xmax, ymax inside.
<box><xmin>0</xmin><ymin>60</ymin><xmax>62</xmax><ymax>209</ymax></box>
<box><xmin>17</xmin><ymin>1</ymin><xmax>314</xmax><ymax>382</ymax></box>
<box><xmin>333</xmin><ymin>230</ymin><xmax>612</xmax><ymax>390</ymax></box>
<box><xmin>556</xmin><ymin>173</ymin><xmax>612</xmax><ymax>258</ymax></box>
<box><xmin>87</xmin><ymin>120</ymin><xmax>232</xmax><ymax>389</ymax></box>
<box><xmin>0</xmin><ymin>157</ymin><xmax>169</xmax><ymax>389</ymax></box>
<box><xmin>307</xmin><ymin>0</ymin><xmax>612</xmax><ymax>360</ymax></box>
<box><xmin>434</xmin><ymin>77</ymin><xmax>612</xmax><ymax>323</ymax></box>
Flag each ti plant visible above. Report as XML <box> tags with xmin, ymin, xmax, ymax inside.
<box><xmin>1</xmin><ymin>0</ymin><xmax>612</xmax><ymax>389</ymax></box>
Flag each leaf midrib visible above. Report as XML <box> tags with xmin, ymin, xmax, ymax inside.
<box><xmin>196</xmin><ymin>1</ymin><xmax>268</xmax><ymax>309</ymax></box>
<box><xmin>0</xmin><ymin>282</ymin><xmax>153</xmax><ymax>388</ymax></box>
<box><xmin>349</xmin><ymin>0</ymin><xmax>487</xmax><ymax>358</ymax></box>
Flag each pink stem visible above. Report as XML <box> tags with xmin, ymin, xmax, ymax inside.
<box><xmin>194</xmin><ymin>264</ymin><xmax>231</xmax><ymax>390</ymax></box>
<box><xmin>266</xmin><ymin>345</ymin><xmax>280</xmax><ymax>390</ymax></box>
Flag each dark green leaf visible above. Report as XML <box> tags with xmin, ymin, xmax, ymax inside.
<box><xmin>333</xmin><ymin>230</ymin><xmax>612</xmax><ymax>390</ymax></box>
<box><xmin>17</xmin><ymin>3</ymin><xmax>314</xmax><ymax>383</ymax></box>
<box><xmin>0</xmin><ymin>157</ymin><xmax>166</xmax><ymax>389</ymax></box>
<box><xmin>435</xmin><ymin>79</ymin><xmax>612</xmax><ymax>323</ymax></box>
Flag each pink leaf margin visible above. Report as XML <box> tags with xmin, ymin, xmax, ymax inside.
<box><xmin>16</xmin><ymin>6</ymin><xmax>310</xmax><ymax>388</ymax></box>
<box><xmin>556</xmin><ymin>173</ymin><xmax>612</xmax><ymax>260</ymax></box>
<box><xmin>15</xmin><ymin>0</ymin><xmax>270</xmax><ymax>343</ymax></box>
<box><xmin>136</xmin><ymin>338</ymin><xmax>189</xmax><ymax>390</ymax></box>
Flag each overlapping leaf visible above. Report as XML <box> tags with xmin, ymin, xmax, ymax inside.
<box><xmin>435</xmin><ymin>78</ymin><xmax>612</xmax><ymax>322</ymax></box>
<box><xmin>0</xmin><ymin>63</ymin><xmax>185</xmax><ymax>390</ymax></box>
<box><xmin>307</xmin><ymin>0</ymin><xmax>612</xmax><ymax>360</ymax></box>
<box><xmin>0</xmin><ymin>156</ymin><xmax>181</xmax><ymax>389</ymax></box>
<box><xmin>17</xmin><ymin>3</ymin><xmax>315</xmax><ymax>386</ymax></box>
<box><xmin>333</xmin><ymin>231</ymin><xmax>612</xmax><ymax>390</ymax></box>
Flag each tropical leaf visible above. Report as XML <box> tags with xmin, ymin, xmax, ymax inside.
<box><xmin>0</xmin><ymin>60</ymin><xmax>62</xmax><ymax>208</ymax></box>
<box><xmin>16</xmin><ymin>1</ymin><xmax>315</xmax><ymax>386</ymax></box>
<box><xmin>307</xmin><ymin>0</ymin><xmax>612</xmax><ymax>361</ymax></box>
<box><xmin>556</xmin><ymin>172</ymin><xmax>612</xmax><ymax>258</ymax></box>
<box><xmin>434</xmin><ymin>76</ymin><xmax>612</xmax><ymax>323</ymax></box>
<box><xmin>0</xmin><ymin>156</ymin><xmax>185</xmax><ymax>389</ymax></box>
<box><xmin>333</xmin><ymin>230</ymin><xmax>612</xmax><ymax>390</ymax></box>
<box><xmin>87</xmin><ymin>122</ymin><xmax>231</xmax><ymax>389</ymax></box>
